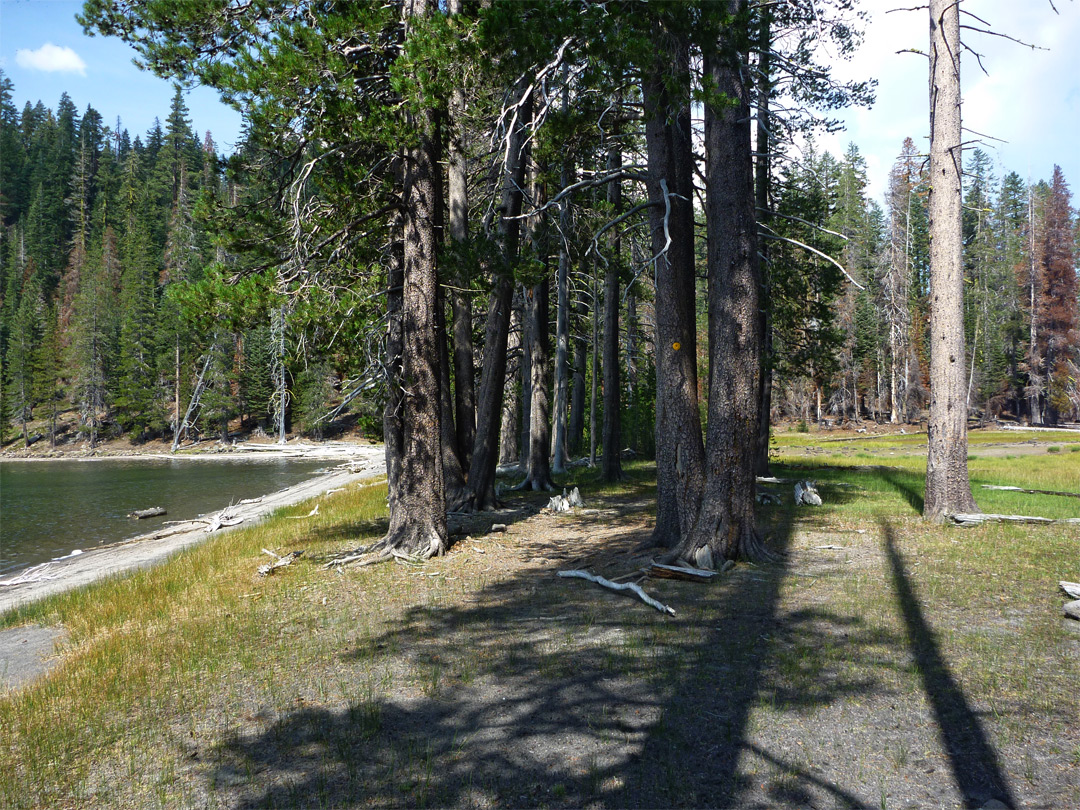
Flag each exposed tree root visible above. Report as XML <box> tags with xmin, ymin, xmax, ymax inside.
<box><xmin>325</xmin><ymin>527</ymin><xmax>444</xmax><ymax>569</ymax></box>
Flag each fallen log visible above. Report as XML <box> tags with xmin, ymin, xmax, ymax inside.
<box><xmin>128</xmin><ymin>506</ymin><xmax>167</xmax><ymax>519</ymax></box>
<box><xmin>647</xmin><ymin>563</ymin><xmax>717</xmax><ymax>582</ymax></box>
<box><xmin>981</xmin><ymin>484</ymin><xmax>1080</xmax><ymax>499</ymax></box>
<box><xmin>949</xmin><ymin>513</ymin><xmax>1080</xmax><ymax>526</ymax></box>
<box><xmin>257</xmin><ymin>549</ymin><xmax>303</xmax><ymax>576</ymax></box>
<box><xmin>1061</xmin><ymin>582</ymin><xmax>1080</xmax><ymax>600</ymax></box>
<box><xmin>557</xmin><ymin>569</ymin><xmax>675</xmax><ymax>615</ymax></box>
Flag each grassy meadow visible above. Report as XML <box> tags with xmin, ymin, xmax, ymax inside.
<box><xmin>1</xmin><ymin>428</ymin><xmax>1078</xmax><ymax>808</ymax></box>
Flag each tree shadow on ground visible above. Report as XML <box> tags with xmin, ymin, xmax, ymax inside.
<box><xmin>881</xmin><ymin>519</ymin><xmax>1015</xmax><ymax>809</ymax></box>
<box><xmin>203</xmin><ymin>495</ymin><xmax>1005</xmax><ymax>808</ymax></box>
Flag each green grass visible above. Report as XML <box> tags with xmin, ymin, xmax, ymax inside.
<box><xmin>2</xmin><ymin>450</ymin><xmax>1078</xmax><ymax>808</ymax></box>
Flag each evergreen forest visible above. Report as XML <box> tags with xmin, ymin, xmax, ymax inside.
<box><xmin>1</xmin><ymin>1</ymin><xmax>1077</xmax><ymax>529</ymax></box>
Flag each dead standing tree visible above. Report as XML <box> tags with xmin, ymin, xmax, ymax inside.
<box><xmin>924</xmin><ymin>0</ymin><xmax>978</xmax><ymax>521</ymax></box>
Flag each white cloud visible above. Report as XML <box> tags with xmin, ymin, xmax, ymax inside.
<box><xmin>15</xmin><ymin>43</ymin><xmax>86</xmax><ymax>75</ymax></box>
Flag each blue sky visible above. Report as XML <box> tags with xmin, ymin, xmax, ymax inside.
<box><xmin>2</xmin><ymin>0</ymin><xmax>1079</xmax><ymax>207</ymax></box>
<box><xmin>818</xmin><ymin>0</ymin><xmax>1080</xmax><ymax>205</ymax></box>
<box><xmin>0</xmin><ymin>0</ymin><xmax>244</xmax><ymax>151</ymax></box>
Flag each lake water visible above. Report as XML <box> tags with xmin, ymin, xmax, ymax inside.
<box><xmin>0</xmin><ymin>457</ymin><xmax>331</xmax><ymax>575</ymax></box>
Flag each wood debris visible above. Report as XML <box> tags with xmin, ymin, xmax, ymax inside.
<box><xmin>647</xmin><ymin>563</ymin><xmax>717</xmax><ymax>582</ymax></box>
<box><xmin>981</xmin><ymin>484</ymin><xmax>1080</xmax><ymax>499</ymax></box>
<box><xmin>557</xmin><ymin>569</ymin><xmax>675</xmax><ymax>615</ymax></box>
<box><xmin>949</xmin><ymin>513</ymin><xmax>1080</xmax><ymax>526</ymax></box>
<box><xmin>258</xmin><ymin>549</ymin><xmax>304</xmax><ymax>576</ymax></box>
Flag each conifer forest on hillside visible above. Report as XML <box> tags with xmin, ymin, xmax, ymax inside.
<box><xmin>1</xmin><ymin>1</ymin><xmax>1077</xmax><ymax>552</ymax></box>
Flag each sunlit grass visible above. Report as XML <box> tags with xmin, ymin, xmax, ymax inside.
<box><xmin>1</xmin><ymin>449</ymin><xmax>1076</xmax><ymax>808</ymax></box>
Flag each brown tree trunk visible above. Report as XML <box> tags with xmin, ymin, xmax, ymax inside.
<box><xmin>569</xmin><ymin>295</ymin><xmax>587</xmax><ymax>456</ymax></box>
<box><xmin>643</xmin><ymin>37</ymin><xmax>705</xmax><ymax>548</ymax></box>
<box><xmin>448</xmin><ymin>0</ymin><xmax>475</xmax><ymax>468</ymax></box>
<box><xmin>520</xmin><ymin>279</ymin><xmax>555</xmax><ymax>490</ymax></box>
<box><xmin>461</xmin><ymin>89</ymin><xmax>532</xmax><ymax>511</ymax></box>
<box><xmin>677</xmin><ymin>7</ymin><xmax>768</xmax><ymax>564</ymax></box>
<box><xmin>753</xmin><ymin>4</ymin><xmax>774</xmax><ymax>478</ymax></box>
<box><xmin>384</xmin><ymin>0</ymin><xmax>446</xmax><ymax>555</ymax></box>
<box><xmin>499</xmin><ymin>302</ymin><xmax>522</xmax><ymax>464</ymax></box>
<box><xmin>924</xmin><ymin>0</ymin><xmax>978</xmax><ymax>521</ymax></box>
<box><xmin>384</xmin><ymin>221</ymin><xmax>404</xmax><ymax>518</ymax></box>
<box><xmin>601</xmin><ymin>142</ymin><xmax>623</xmax><ymax>482</ymax></box>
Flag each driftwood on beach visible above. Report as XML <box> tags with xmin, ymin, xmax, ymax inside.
<box><xmin>128</xmin><ymin>507</ymin><xmax>167</xmax><ymax>519</ymax></box>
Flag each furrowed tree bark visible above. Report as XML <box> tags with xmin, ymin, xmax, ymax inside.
<box><xmin>601</xmin><ymin>140</ymin><xmax>623</xmax><ymax>482</ymax></box>
<box><xmin>384</xmin><ymin>212</ymin><xmax>405</xmax><ymax>519</ymax></box>
<box><xmin>753</xmin><ymin>4</ymin><xmax>774</xmax><ymax>478</ymax></box>
<box><xmin>448</xmin><ymin>0</ymin><xmax>475</xmax><ymax>470</ymax></box>
<box><xmin>461</xmin><ymin>89</ymin><xmax>532</xmax><ymax>511</ymax></box>
<box><xmin>643</xmin><ymin>34</ymin><xmax>705</xmax><ymax>548</ymax></box>
<box><xmin>569</xmin><ymin>295</ymin><xmax>587</xmax><ymax>455</ymax></box>
<box><xmin>520</xmin><ymin>278</ymin><xmax>556</xmax><ymax>490</ymax></box>
<box><xmin>438</xmin><ymin>281</ymin><xmax>467</xmax><ymax>504</ymax></box>
<box><xmin>924</xmin><ymin>0</ymin><xmax>978</xmax><ymax>521</ymax></box>
<box><xmin>677</xmin><ymin>6</ymin><xmax>768</xmax><ymax>564</ymax></box>
<box><xmin>384</xmin><ymin>0</ymin><xmax>446</xmax><ymax>556</ymax></box>
<box><xmin>499</xmin><ymin>299</ymin><xmax>522</xmax><ymax>464</ymax></box>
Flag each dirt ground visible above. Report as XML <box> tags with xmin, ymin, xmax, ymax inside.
<box><xmin>181</xmin><ymin>483</ymin><xmax>1077</xmax><ymax>810</ymax></box>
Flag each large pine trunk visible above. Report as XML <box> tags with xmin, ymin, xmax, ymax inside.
<box><xmin>677</xmin><ymin>10</ymin><xmax>768</xmax><ymax>564</ymax></box>
<box><xmin>643</xmin><ymin>38</ymin><xmax>705</xmax><ymax>548</ymax></box>
<box><xmin>382</xmin><ymin>0</ymin><xmax>446</xmax><ymax>557</ymax></box>
<box><xmin>924</xmin><ymin>0</ymin><xmax>978</xmax><ymax>521</ymax></box>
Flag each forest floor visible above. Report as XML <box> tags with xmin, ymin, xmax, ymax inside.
<box><xmin>1</xmin><ymin>431</ymin><xmax>1078</xmax><ymax>809</ymax></box>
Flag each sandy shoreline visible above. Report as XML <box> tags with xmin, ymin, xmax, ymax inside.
<box><xmin>0</xmin><ymin>443</ymin><xmax>386</xmax><ymax>616</ymax></box>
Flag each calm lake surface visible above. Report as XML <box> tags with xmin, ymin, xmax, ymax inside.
<box><xmin>0</xmin><ymin>457</ymin><xmax>331</xmax><ymax>575</ymax></box>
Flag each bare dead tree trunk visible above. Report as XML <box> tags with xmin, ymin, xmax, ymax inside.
<box><xmin>551</xmin><ymin>85</ymin><xmax>572</xmax><ymax>475</ymax></box>
<box><xmin>924</xmin><ymin>0</ymin><xmax>978</xmax><ymax>521</ymax></box>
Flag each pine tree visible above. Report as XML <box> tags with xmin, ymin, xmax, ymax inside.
<box><xmin>1038</xmin><ymin>166</ymin><xmax>1078</xmax><ymax>422</ymax></box>
<box><xmin>5</xmin><ymin>280</ymin><xmax>44</xmax><ymax>445</ymax></box>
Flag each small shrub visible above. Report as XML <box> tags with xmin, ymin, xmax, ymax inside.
<box><xmin>796</xmin><ymin>419</ymin><xmax>809</xmax><ymax>433</ymax></box>
<box><xmin>1047</xmin><ymin>445</ymin><xmax>1062</xmax><ymax>454</ymax></box>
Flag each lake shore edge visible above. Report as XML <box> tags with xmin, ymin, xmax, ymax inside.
<box><xmin>0</xmin><ymin>445</ymin><xmax>387</xmax><ymax>616</ymax></box>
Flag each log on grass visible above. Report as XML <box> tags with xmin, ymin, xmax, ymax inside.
<box><xmin>647</xmin><ymin>563</ymin><xmax>718</xmax><ymax>582</ymax></box>
<box><xmin>128</xmin><ymin>506</ymin><xmax>167</xmax><ymax>519</ymax></box>
<box><xmin>981</xmin><ymin>485</ymin><xmax>1080</xmax><ymax>499</ymax></box>
<box><xmin>950</xmin><ymin>513</ymin><xmax>1080</xmax><ymax>526</ymax></box>
<box><xmin>1061</xmin><ymin>582</ymin><xmax>1080</xmax><ymax>600</ymax></box>
<box><xmin>557</xmin><ymin>569</ymin><xmax>675</xmax><ymax>615</ymax></box>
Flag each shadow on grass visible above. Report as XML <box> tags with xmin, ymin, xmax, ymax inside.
<box><xmin>882</xmin><ymin>519</ymin><xmax>1015</xmax><ymax>809</ymax></box>
<box><xmin>207</xmin><ymin>498</ymin><xmax>903</xmax><ymax>808</ymax></box>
